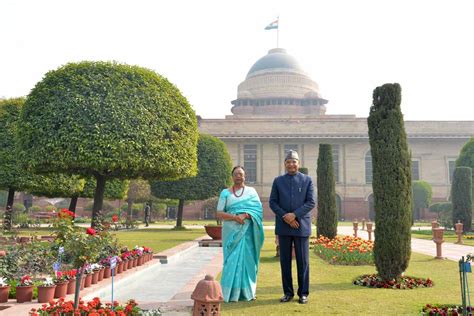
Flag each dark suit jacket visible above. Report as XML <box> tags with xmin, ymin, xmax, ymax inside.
<box><xmin>269</xmin><ymin>172</ymin><xmax>315</xmax><ymax>237</ymax></box>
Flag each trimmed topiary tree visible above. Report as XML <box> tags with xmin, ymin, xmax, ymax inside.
<box><xmin>126</xmin><ymin>179</ymin><xmax>151</xmax><ymax>218</ymax></box>
<box><xmin>298</xmin><ymin>167</ymin><xmax>309</xmax><ymax>175</ymax></box>
<box><xmin>150</xmin><ymin>134</ymin><xmax>232</xmax><ymax>228</ymax></box>
<box><xmin>451</xmin><ymin>167</ymin><xmax>472</xmax><ymax>232</ymax></box>
<box><xmin>18</xmin><ymin>61</ymin><xmax>198</xmax><ymax>227</ymax></box>
<box><xmin>412</xmin><ymin>181</ymin><xmax>432</xmax><ymax>222</ymax></box>
<box><xmin>0</xmin><ymin>98</ymin><xmax>32</xmax><ymax>209</ymax></box>
<box><xmin>367</xmin><ymin>83</ymin><xmax>412</xmax><ymax>281</ymax></box>
<box><xmin>456</xmin><ymin>137</ymin><xmax>474</xmax><ymax>201</ymax></box>
<box><xmin>316</xmin><ymin>144</ymin><xmax>337</xmax><ymax>239</ymax></box>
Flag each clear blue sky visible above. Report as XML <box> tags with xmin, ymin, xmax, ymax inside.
<box><xmin>1</xmin><ymin>0</ymin><xmax>473</xmax><ymax>121</ymax></box>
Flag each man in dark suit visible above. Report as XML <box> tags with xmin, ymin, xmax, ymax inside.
<box><xmin>269</xmin><ymin>150</ymin><xmax>315</xmax><ymax>304</ymax></box>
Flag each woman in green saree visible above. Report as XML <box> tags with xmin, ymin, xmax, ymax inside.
<box><xmin>216</xmin><ymin>166</ymin><xmax>265</xmax><ymax>302</ymax></box>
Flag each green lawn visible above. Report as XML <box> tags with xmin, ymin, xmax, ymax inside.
<box><xmin>222</xmin><ymin>233</ymin><xmax>461</xmax><ymax>315</ymax></box>
<box><xmin>112</xmin><ymin>228</ymin><xmax>206</xmax><ymax>253</ymax></box>
<box><xmin>411</xmin><ymin>229</ymin><xmax>474</xmax><ymax>246</ymax></box>
<box><xmin>5</xmin><ymin>228</ymin><xmax>206</xmax><ymax>254</ymax></box>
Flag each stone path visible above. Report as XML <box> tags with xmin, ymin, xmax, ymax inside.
<box><xmin>337</xmin><ymin>226</ymin><xmax>474</xmax><ymax>262</ymax></box>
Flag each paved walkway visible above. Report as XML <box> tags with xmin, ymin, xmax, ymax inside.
<box><xmin>337</xmin><ymin>226</ymin><xmax>474</xmax><ymax>262</ymax></box>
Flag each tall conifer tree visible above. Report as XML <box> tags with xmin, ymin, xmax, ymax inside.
<box><xmin>367</xmin><ymin>83</ymin><xmax>412</xmax><ymax>281</ymax></box>
<box><xmin>316</xmin><ymin>144</ymin><xmax>337</xmax><ymax>238</ymax></box>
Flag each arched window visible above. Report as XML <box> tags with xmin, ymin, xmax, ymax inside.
<box><xmin>365</xmin><ymin>151</ymin><xmax>373</xmax><ymax>184</ymax></box>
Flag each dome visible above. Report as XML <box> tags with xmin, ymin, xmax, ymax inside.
<box><xmin>246</xmin><ymin>48</ymin><xmax>305</xmax><ymax>78</ymax></box>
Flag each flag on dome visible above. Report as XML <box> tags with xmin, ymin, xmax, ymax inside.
<box><xmin>264</xmin><ymin>18</ymin><xmax>279</xmax><ymax>30</ymax></box>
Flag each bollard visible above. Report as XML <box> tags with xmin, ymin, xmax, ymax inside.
<box><xmin>191</xmin><ymin>275</ymin><xmax>224</xmax><ymax>316</ymax></box>
<box><xmin>432</xmin><ymin>228</ymin><xmax>445</xmax><ymax>259</ymax></box>
<box><xmin>455</xmin><ymin>221</ymin><xmax>464</xmax><ymax>245</ymax></box>
<box><xmin>361</xmin><ymin>218</ymin><xmax>366</xmax><ymax>231</ymax></box>
<box><xmin>366</xmin><ymin>222</ymin><xmax>373</xmax><ymax>241</ymax></box>
<box><xmin>353</xmin><ymin>220</ymin><xmax>359</xmax><ymax>238</ymax></box>
<box><xmin>431</xmin><ymin>220</ymin><xmax>439</xmax><ymax>229</ymax></box>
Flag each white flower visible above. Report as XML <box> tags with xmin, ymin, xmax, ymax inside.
<box><xmin>0</xmin><ymin>277</ymin><xmax>8</xmax><ymax>287</ymax></box>
<box><xmin>43</xmin><ymin>277</ymin><xmax>54</xmax><ymax>286</ymax></box>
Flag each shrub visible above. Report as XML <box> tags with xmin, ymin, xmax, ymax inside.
<box><xmin>316</xmin><ymin>144</ymin><xmax>337</xmax><ymax>239</ymax></box>
<box><xmin>44</xmin><ymin>205</ymin><xmax>56</xmax><ymax>212</ymax></box>
<box><xmin>28</xmin><ymin>205</ymin><xmax>42</xmax><ymax>213</ymax></box>
<box><xmin>451</xmin><ymin>167</ymin><xmax>472</xmax><ymax>232</ymax></box>
<box><xmin>12</xmin><ymin>203</ymin><xmax>25</xmax><ymax>213</ymax></box>
<box><xmin>367</xmin><ymin>83</ymin><xmax>412</xmax><ymax>281</ymax></box>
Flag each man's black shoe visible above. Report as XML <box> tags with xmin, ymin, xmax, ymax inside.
<box><xmin>298</xmin><ymin>296</ymin><xmax>308</xmax><ymax>304</ymax></box>
<box><xmin>280</xmin><ymin>295</ymin><xmax>294</xmax><ymax>303</ymax></box>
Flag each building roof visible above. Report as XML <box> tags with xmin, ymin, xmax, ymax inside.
<box><xmin>246</xmin><ymin>48</ymin><xmax>305</xmax><ymax>78</ymax></box>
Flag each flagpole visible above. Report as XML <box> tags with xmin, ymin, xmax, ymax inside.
<box><xmin>277</xmin><ymin>16</ymin><xmax>279</xmax><ymax>48</ymax></box>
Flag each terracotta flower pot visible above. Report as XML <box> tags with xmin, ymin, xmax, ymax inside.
<box><xmin>133</xmin><ymin>258</ymin><xmax>138</xmax><ymax>267</ymax></box>
<box><xmin>205</xmin><ymin>225</ymin><xmax>222</xmax><ymax>240</ymax></box>
<box><xmin>117</xmin><ymin>262</ymin><xmax>123</xmax><ymax>274</ymax></box>
<box><xmin>16</xmin><ymin>285</ymin><xmax>33</xmax><ymax>303</ymax></box>
<box><xmin>104</xmin><ymin>267</ymin><xmax>111</xmax><ymax>279</ymax></box>
<box><xmin>98</xmin><ymin>268</ymin><xmax>104</xmax><ymax>282</ymax></box>
<box><xmin>54</xmin><ymin>281</ymin><xmax>68</xmax><ymax>298</ymax></box>
<box><xmin>138</xmin><ymin>256</ymin><xmax>144</xmax><ymax>266</ymax></box>
<box><xmin>0</xmin><ymin>285</ymin><xmax>10</xmax><ymax>303</ymax></box>
<box><xmin>122</xmin><ymin>261</ymin><xmax>128</xmax><ymax>271</ymax></box>
<box><xmin>37</xmin><ymin>285</ymin><xmax>56</xmax><ymax>303</ymax></box>
<box><xmin>80</xmin><ymin>276</ymin><xmax>85</xmax><ymax>290</ymax></box>
<box><xmin>66</xmin><ymin>279</ymin><xmax>76</xmax><ymax>294</ymax></box>
<box><xmin>91</xmin><ymin>271</ymin><xmax>99</xmax><ymax>284</ymax></box>
<box><xmin>128</xmin><ymin>259</ymin><xmax>133</xmax><ymax>269</ymax></box>
<box><xmin>84</xmin><ymin>274</ymin><xmax>92</xmax><ymax>288</ymax></box>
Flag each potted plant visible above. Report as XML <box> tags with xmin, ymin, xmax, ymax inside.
<box><xmin>65</xmin><ymin>269</ymin><xmax>77</xmax><ymax>295</ymax></box>
<box><xmin>37</xmin><ymin>276</ymin><xmax>56</xmax><ymax>303</ymax></box>
<box><xmin>16</xmin><ymin>275</ymin><xmax>34</xmax><ymax>303</ymax></box>
<box><xmin>53</xmin><ymin>271</ymin><xmax>68</xmax><ymax>299</ymax></box>
<box><xmin>204</xmin><ymin>209</ymin><xmax>222</xmax><ymax>240</ymax></box>
<box><xmin>0</xmin><ymin>277</ymin><xmax>10</xmax><ymax>303</ymax></box>
<box><xmin>90</xmin><ymin>263</ymin><xmax>101</xmax><ymax>284</ymax></box>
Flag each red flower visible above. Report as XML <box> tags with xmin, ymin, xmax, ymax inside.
<box><xmin>86</xmin><ymin>228</ymin><xmax>97</xmax><ymax>236</ymax></box>
<box><xmin>112</xmin><ymin>214</ymin><xmax>119</xmax><ymax>223</ymax></box>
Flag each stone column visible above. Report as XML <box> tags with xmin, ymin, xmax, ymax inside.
<box><xmin>366</xmin><ymin>222</ymin><xmax>373</xmax><ymax>241</ymax></box>
<box><xmin>432</xmin><ymin>228</ymin><xmax>445</xmax><ymax>260</ymax></box>
<box><xmin>353</xmin><ymin>220</ymin><xmax>358</xmax><ymax>238</ymax></box>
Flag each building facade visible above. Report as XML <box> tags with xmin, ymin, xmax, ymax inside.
<box><xmin>198</xmin><ymin>48</ymin><xmax>474</xmax><ymax>220</ymax></box>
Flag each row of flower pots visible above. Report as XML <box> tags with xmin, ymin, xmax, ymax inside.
<box><xmin>0</xmin><ymin>251</ymin><xmax>154</xmax><ymax>304</ymax></box>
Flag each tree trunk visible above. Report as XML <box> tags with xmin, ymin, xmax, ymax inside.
<box><xmin>69</xmin><ymin>196</ymin><xmax>78</xmax><ymax>213</ymax></box>
<box><xmin>92</xmin><ymin>174</ymin><xmax>106</xmax><ymax>228</ymax></box>
<box><xmin>176</xmin><ymin>199</ymin><xmax>185</xmax><ymax>228</ymax></box>
<box><xmin>127</xmin><ymin>199</ymin><xmax>133</xmax><ymax>219</ymax></box>
<box><xmin>6</xmin><ymin>188</ymin><xmax>15</xmax><ymax>209</ymax></box>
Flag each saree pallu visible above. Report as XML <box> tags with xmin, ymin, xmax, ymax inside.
<box><xmin>219</xmin><ymin>187</ymin><xmax>264</xmax><ymax>302</ymax></box>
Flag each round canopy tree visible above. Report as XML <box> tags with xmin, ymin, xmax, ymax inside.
<box><xmin>0</xmin><ymin>98</ymin><xmax>33</xmax><ymax>209</ymax></box>
<box><xmin>412</xmin><ymin>180</ymin><xmax>432</xmax><ymax>221</ymax></box>
<box><xmin>18</xmin><ymin>61</ymin><xmax>198</xmax><ymax>226</ymax></box>
<box><xmin>151</xmin><ymin>134</ymin><xmax>232</xmax><ymax>228</ymax></box>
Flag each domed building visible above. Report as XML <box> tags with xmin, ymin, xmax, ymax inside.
<box><xmin>198</xmin><ymin>48</ymin><xmax>474</xmax><ymax>220</ymax></box>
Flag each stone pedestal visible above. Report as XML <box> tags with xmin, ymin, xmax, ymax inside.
<box><xmin>455</xmin><ymin>221</ymin><xmax>464</xmax><ymax>245</ymax></box>
<box><xmin>353</xmin><ymin>220</ymin><xmax>359</xmax><ymax>238</ymax></box>
<box><xmin>432</xmin><ymin>228</ymin><xmax>446</xmax><ymax>259</ymax></box>
<box><xmin>366</xmin><ymin>222</ymin><xmax>373</xmax><ymax>241</ymax></box>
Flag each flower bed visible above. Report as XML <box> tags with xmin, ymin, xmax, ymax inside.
<box><xmin>312</xmin><ymin>235</ymin><xmax>374</xmax><ymax>265</ymax></box>
<box><xmin>420</xmin><ymin>304</ymin><xmax>471</xmax><ymax>315</ymax></box>
<box><xmin>353</xmin><ymin>274</ymin><xmax>434</xmax><ymax>289</ymax></box>
<box><xmin>29</xmin><ymin>297</ymin><xmax>148</xmax><ymax>315</ymax></box>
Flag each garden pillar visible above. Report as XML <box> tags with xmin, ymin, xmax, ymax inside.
<box><xmin>191</xmin><ymin>275</ymin><xmax>224</xmax><ymax>316</ymax></box>
<box><xmin>455</xmin><ymin>221</ymin><xmax>464</xmax><ymax>245</ymax></box>
<box><xmin>353</xmin><ymin>220</ymin><xmax>358</xmax><ymax>238</ymax></box>
<box><xmin>432</xmin><ymin>228</ymin><xmax>445</xmax><ymax>259</ymax></box>
<box><xmin>361</xmin><ymin>218</ymin><xmax>366</xmax><ymax>231</ymax></box>
<box><xmin>366</xmin><ymin>222</ymin><xmax>373</xmax><ymax>241</ymax></box>
<box><xmin>431</xmin><ymin>220</ymin><xmax>439</xmax><ymax>229</ymax></box>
